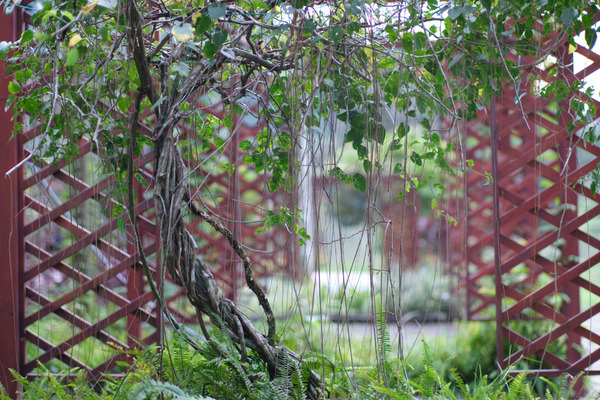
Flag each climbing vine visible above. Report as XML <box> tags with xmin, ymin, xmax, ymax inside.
<box><xmin>3</xmin><ymin>0</ymin><xmax>599</xmax><ymax>396</ymax></box>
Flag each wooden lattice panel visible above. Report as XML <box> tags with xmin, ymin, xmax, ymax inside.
<box><xmin>440</xmin><ymin>112</ymin><xmax>496</xmax><ymax>320</ymax></box>
<box><xmin>20</xmin><ymin>129</ymin><xmax>162</xmax><ymax>379</ymax></box>
<box><xmin>462</xmin><ymin>113</ymin><xmax>496</xmax><ymax>320</ymax></box>
<box><xmin>494</xmin><ymin>32</ymin><xmax>600</xmax><ymax>375</ymax></box>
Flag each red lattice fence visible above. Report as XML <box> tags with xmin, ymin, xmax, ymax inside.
<box><xmin>444</xmin><ymin>19</ymin><xmax>600</xmax><ymax>390</ymax></box>
<box><xmin>0</xmin><ymin>7</ymin><xmax>296</xmax><ymax>397</ymax></box>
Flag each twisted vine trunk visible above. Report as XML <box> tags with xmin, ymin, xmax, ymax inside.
<box><xmin>152</xmin><ymin>129</ymin><xmax>323</xmax><ymax>399</ymax></box>
<box><xmin>125</xmin><ymin>0</ymin><xmax>322</xmax><ymax>395</ymax></box>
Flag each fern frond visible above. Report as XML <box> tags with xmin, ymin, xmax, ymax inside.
<box><xmin>132</xmin><ymin>379</ymin><xmax>216</xmax><ymax>400</ymax></box>
<box><xmin>507</xmin><ymin>371</ymin><xmax>527</xmax><ymax>399</ymax></box>
<box><xmin>450</xmin><ymin>368</ymin><xmax>469</xmax><ymax>398</ymax></box>
<box><xmin>376</xmin><ymin>293</ymin><xmax>391</xmax><ymax>364</ymax></box>
<box><xmin>370</xmin><ymin>383</ymin><xmax>411</xmax><ymax>399</ymax></box>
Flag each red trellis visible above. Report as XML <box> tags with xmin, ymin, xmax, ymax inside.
<box><xmin>448</xmin><ymin>20</ymin><xmax>600</xmax><ymax>390</ymax></box>
<box><xmin>492</xmin><ymin>34</ymin><xmax>600</xmax><ymax>379</ymax></box>
<box><xmin>0</xmin><ymin>6</ymin><xmax>295</xmax><ymax>397</ymax></box>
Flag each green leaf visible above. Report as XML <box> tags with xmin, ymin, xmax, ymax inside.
<box><xmin>151</xmin><ymin>96</ymin><xmax>167</xmax><ymax>111</ymax></box>
<box><xmin>401</xmin><ymin>33</ymin><xmax>413</xmax><ymax>53</ymax></box>
<box><xmin>212</xmin><ymin>28</ymin><xmax>228</xmax><ymax>46</ymax></box>
<box><xmin>207</xmin><ymin>3</ymin><xmax>226</xmax><ymax>20</ymax></box>
<box><xmin>213</xmin><ymin>136</ymin><xmax>225</xmax><ymax>149</ymax></box>
<box><xmin>239</xmin><ymin>139</ymin><xmax>252</xmax><ymax>151</ymax></box>
<box><xmin>171</xmin><ymin>62</ymin><xmax>190</xmax><ymax>77</ymax></box>
<box><xmin>203</xmin><ymin>41</ymin><xmax>218</xmax><ymax>58</ymax></box>
<box><xmin>134</xmin><ymin>172</ymin><xmax>149</xmax><ymax>187</ymax></box>
<box><xmin>330</xmin><ymin>26</ymin><xmax>343</xmax><ymax>44</ymax></box>
<box><xmin>112</xmin><ymin>203</ymin><xmax>125</xmax><ymax>217</ymax></box>
<box><xmin>397</xmin><ymin>123</ymin><xmax>408</xmax><ymax>139</ymax></box>
<box><xmin>352</xmin><ymin>173</ymin><xmax>366</xmax><ymax>193</ymax></box>
<box><xmin>8</xmin><ymin>80</ymin><xmax>20</xmax><ymax>94</ymax></box>
<box><xmin>363</xmin><ymin>159</ymin><xmax>371</xmax><ymax>172</ymax></box>
<box><xmin>585</xmin><ymin>28</ymin><xmax>597</xmax><ymax>49</ymax></box>
<box><xmin>421</xmin><ymin>118</ymin><xmax>431</xmax><ymax>130</ymax></box>
<box><xmin>448</xmin><ymin>7</ymin><xmax>463</xmax><ymax>20</ymax></box>
<box><xmin>414</xmin><ymin>32</ymin><xmax>427</xmax><ymax>51</ymax></box>
<box><xmin>118</xmin><ymin>97</ymin><xmax>131</xmax><ymax>114</ymax></box>
<box><xmin>21</xmin><ymin>98</ymin><xmax>40</xmax><ymax>114</ymax></box>
<box><xmin>346</xmin><ymin>21</ymin><xmax>359</xmax><ymax>35</ymax></box>
<box><xmin>278</xmin><ymin>132</ymin><xmax>291</xmax><ymax>150</ymax></box>
<box><xmin>410</xmin><ymin>151</ymin><xmax>422</xmax><ymax>166</ymax></box>
<box><xmin>416</xmin><ymin>96</ymin><xmax>427</xmax><ymax>114</ymax></box>
<box><xmin>172</xmin><ymin>22</ymin><xmax>194</xmax><ymax>42</ymax></box>
<box><xmin>20</xmin><ymin>30</ymin><xmax>33</xmax><ymax>44</ymax></box>
<box><xmin>437</xmin><ymin>157</ymin><xmax>454</xmax><ymax>174</ymax></box>
<box><xmin>384</xmin><ymin>25</ymin><xmax>397</xmax><ymax>43</ymax></box>
<box><xmin>303</xmin><ymin>19</ymin><xmax>316</xmax><ymax>34</ymax></box>
<box><xmin>14</xmin><ymin>70</ymin><xmax>24</xmax><ymax>83</ymax></box>
<box><xmin>560</xmin><ymin>8</ymin><xmax>577</xmax><ymax>26</ymax></box>
<box><xmin>447</xmin><ymin>53</ymin><xmax>463</xmax><ymax>70</ymax></box>
<box><xmin>298</xmin><ymin>227</ymin><xmax>310</xmax><ymax>245</ymax></box>
<box><xmin>65</xmin><ymin>48</ymin><xmax>79</xmax><ymax>67</ymax></box>
<box><xmin>231</xmin><ymin>104</ymin><xmax>244</xmax><ymax>114</ymax></box>
<box><xmin>330</xmin><ymin>166</ymin><xmax>351</xmax><ymax>183</ymax></box>
<box><xmin>195</xmin><ymin>14</ymin><xmax>212</xmax><ymax>34</ymax></box>
<box><xmin>223</xmin><ymin>162</ymin><xmax>235</xmax><ymax>176</ymax></box>
<box><xmin>290</xmin><ymin>0</ymin><xmax>308</xmax><ymax>9</ymax></box>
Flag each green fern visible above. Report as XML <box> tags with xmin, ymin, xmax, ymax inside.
<box><xmin>417</xmin><ymin>341</ymin><xmax>440</xmax><ymax>398</ymax></box>
<box><xmin>132</xmin><ymin>379</ymin><xmax>215</xmax><ymax>400</ymax></box>
<box><xmin>507</xmin><ymin>371</ymin><xmax>527</xmax><ymax>399</ymax></box>
<box><xmin>450</xmin><ymin>368</ymin><xmax>469</xmax><ymax>399</ymax></box>
<box><xmin>375</xmin><ymin>293</ymin><xmax>391</xmax><ymax>364</ymax></box>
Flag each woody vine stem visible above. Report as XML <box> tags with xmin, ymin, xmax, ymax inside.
<box><xmin>125</xmin><ymin>0</ymin><xmax>323</xmax><ymax>397</ymax></box>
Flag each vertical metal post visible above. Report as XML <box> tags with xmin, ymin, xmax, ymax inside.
<box><xmin>0</xmin><ymin>10</ymin><xmax>21</xmax><ymax>397</ymax></box>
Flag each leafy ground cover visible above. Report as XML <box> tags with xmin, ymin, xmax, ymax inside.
<box><xmin>2</xmin><ymin>327</ymin><xmax>588</xmax><ymax>400</ymax></box>
<box><xmin>6</xmin><ymin>305</ymin><xmax>593</xmax><ymax>400</ymax></box>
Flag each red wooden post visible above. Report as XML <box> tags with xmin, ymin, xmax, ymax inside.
<box><xmin>126</xmin><ymin>184</ymin><xmax>145</xmax><ymax>346</ymax></box>
<box><xmin>224</xmin><ymin>117</ymin><xmax>242</xmax><ymax>300</ymax></box>
<box><xmin>559</xmin><ymin>137</ymin><xmax>583</xmax><ymax>396</ymax></box>
<box><xmin>557</xmin><ymin>42</ymin><xmax>583</xmax><ymax>397</ymax></box>
<box><xmin>0</xmin><ymin>10</ymin><xmax>22</xmax><ymax>397</ymax></box>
